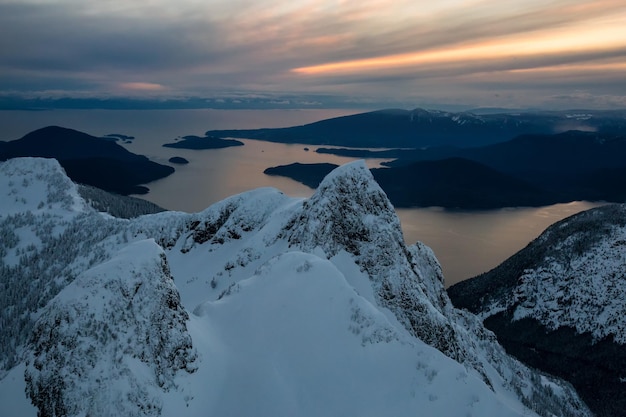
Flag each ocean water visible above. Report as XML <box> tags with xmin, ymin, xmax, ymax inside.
<box><xmin>0</xmin><ymin>109</ymin><xmax>602</xmax><ymax>285</ymax></box>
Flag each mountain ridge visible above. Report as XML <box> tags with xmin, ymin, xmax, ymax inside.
<box><xmin>0</xmin><ymin>157</ymin><xmax>589</xmax><ymax>416</ymax></box>
<box><xmin>448</xmin><ymin>204</ymin><xmax>626</xmax><ymax>416</ymax></box>
<box><xmin>265</xmin><ymin>129</ymin><xmax>626</xmax><ymax>208</ymax></box>
<box><xmin>206</xmin><ymin>108</ymin><xmax>626</xmax><ymax>148</ymax></box>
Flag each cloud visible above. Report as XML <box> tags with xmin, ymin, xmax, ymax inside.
<box><xmin>1</xmin><ymin>0</ymin><xmax>625</xmax><ymax>108</ymax></box>
<box><xmin>547</xmin><ymin>92</ymin><xmax>626</xmax><ymax>108</ymax></box>
<box><xmin>118</xmin><ymin>82</ymin><xmax>167</xmax><ymax>92</ymax></box>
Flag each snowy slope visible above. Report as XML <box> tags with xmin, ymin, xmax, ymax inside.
<box><xmin>171</xmin><ymin>252</ymin><xmax>528</xmax><ymax>417</ymax></box>
<box><xmin>0</xmin><ymin>157</ymin><xmax>89</xmax><ymax>217</ymax></box>
<box><xmin>24</xmin><ymin>240</ymin><xmax>197</xmax><ymax>417</ymax></box>
<box><xmin>450</xmin><ymin>204</ymin><xmax>626</xmax><ymax>344</ymax></box>
<box><xmin>447</xmin><ymin>203</ymin><xmax>626</xmax><ymax>417</ymax></box>
<box><xmin>0</xmin><ymin>157</ymin><xmax>91</xmax><ymax>268</ymax></box>
<box><xmin>512</xmin><ymin>214</ymin><xmax>626</xmax><ymax>343</ymax></box>
<box><xmin>0</xmin><ymin>158</ymin><xmax>590</xmax><ymax>417</ymax></box>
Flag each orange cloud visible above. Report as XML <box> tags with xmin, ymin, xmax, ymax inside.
<box><xmin>292</xmin><ymin>15</ymin><xmax>626</xmax><ymax>77</ymax></box>
<box><xmin>291</xmin><ymin>0</ymin><xmax>626</xmax><ymax>76</ymax></box>
<box><xmin>118</xmin><ymin>82</ymin><xmax>166</xmax><ymax>91</ymax></box>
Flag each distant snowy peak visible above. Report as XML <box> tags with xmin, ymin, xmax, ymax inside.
<box><xmin>0</xmin><ymin>157</ymin><xmax>89</xmax><ymax>217</ymax></box>
<box><xmin>409</xmin><ymin>108</ymin><xmax>485</xmax><ymax>125</ymax></box>
<box><xmin>565</xmin><ymin>113</ymin><xmax>593</xmax><ymax>120</ymax></box>
<box><xmin>447</xmin><ymin>203</ymin><xmax>626</xmax><ymax>417</ymax></box>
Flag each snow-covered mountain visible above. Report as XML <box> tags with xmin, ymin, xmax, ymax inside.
<box><xmin>0</xmin><ymin>157</ymin><xmax>590</xmax><ymax>416</ymax></box>
<box><xmin>448</xmin><ymin>204</ymin><xmax>626</xmax><ymax>417</ymax></box>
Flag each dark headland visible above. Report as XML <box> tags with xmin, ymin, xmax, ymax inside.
<box><xmin>0</xmin><ymin>126</ymin><xmax>174</xmax><ymax>195</ymax></box>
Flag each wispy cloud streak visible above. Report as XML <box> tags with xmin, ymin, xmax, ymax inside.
<box><xmin>0</xmin><ymin>0</ymin><xmax>625</xmax><ymax>108</ymax></box>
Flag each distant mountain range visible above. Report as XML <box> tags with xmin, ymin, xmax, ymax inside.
<box><xmin>5</xmin><ymin>107</ymin><xmax>626</xmax><ymax>208</ymax></box>
<box><xmin>265</xmin><ymin>129</ymin><xmax>626</xmax><ymax>208</ymax></box>
<box><xmin>448</xmin><ymin>204</ymin><xmax>626</xmax><ymax>417</ymax></box>
<box><xmin>0</xmin><ymin>126</ymin><xmax>174</xmax><ymax>195</ymax></box>
<box><xmin>207</xmin><ymin>108</ymin><xmax>626</xmax><ymax>148</ymax></box>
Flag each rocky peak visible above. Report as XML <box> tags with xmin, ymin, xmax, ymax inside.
<box><xmin>279</xmin><ymin>162</ymin><xmax>497</xmax><ymax>374</ymax></box>
<box><xmin>285</xmin><ymin>160</ymin><xmax>403</xmax><ymax>258</ymax></box>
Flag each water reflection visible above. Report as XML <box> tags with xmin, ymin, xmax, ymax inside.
<box><xmin>397</xmin><ymin>202</ymin><xmax>604</xmax><ymax>286</ymax></box>
<box><xmin>126</xmin><ymin>138</ymin><xmax>391</xmax><ymax>212</ymax></box>
<box><xmin>0</xmin><ymin>109</ymin><xmax>606</xmax><ymax>286</ymax></box>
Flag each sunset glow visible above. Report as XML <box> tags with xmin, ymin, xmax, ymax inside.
<box><xmin>293</xmin><ymin>17</ymin><xmax>626</xmax><ymax>76</ymax></box>
<box><xmin>118</xmin><ymin>82</ymin><xmax>167</xmax><ymax>91</ymax></box>
<box><xmin>1</xmin><ymin>0</ymin><xmax>625</xmax><ymax>109</ymax></box>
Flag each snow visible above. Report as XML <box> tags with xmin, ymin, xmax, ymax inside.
<box><xmin>23</xmin><ymin>239</ymin><xmax>196</xmax><ymax>417</ymax></box>
<box><xmin>566</xmin><ymin>113</ymin><xmax>592</xmax><ymax>120</ymax></box>
<box><xmin>0</xmin><ymin>158</ymin><xmax>93</xmax><ymax>266</ymax></box>
<box><xmin>0</xmin><ymin>157</ymin><xmax>88</xmax><ymax>217</ymax></box>
<box><xmin>0</xmin><ymin>157</ymin><xmax>591</xmax><ymax>417</ymax></box>
<box><xmin>0</xmin><ymin>364</ymin><xmax>37</xmax><ymax>416</ymax></box>
<box><xmin>512</xmin><ymin>216</ymin><xmax>626</xmax><ymax>343</ymax></box>
<box><xmin>168</xmin><ymin>252</ymin><xmax>530</xmax><ymax>417</ymax></box>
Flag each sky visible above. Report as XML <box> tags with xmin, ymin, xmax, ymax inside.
<box><xmin>1</xmin><ymin>0</ymin><xmax>625</xmax><ymax>110</ymax></box>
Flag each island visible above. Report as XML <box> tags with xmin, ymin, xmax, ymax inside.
<box><xmin>168</xmin><ymin>156</ymin><xmax>189</xmax><ymax>164</ymax></box>
<box><xmin>163</xmin><ymin>135</ymin><xmax>244</xmax><ymax>150</ymax></box>
<box><xmin>266</xmin><ymin>128</ymin><xmax>626</xmax><ymax>209</ymax></box>
<box><xmin>101</xmin><ymin>133</ymin><xmax>135</xmax><ymax>143</ymax></box>
<box><xmin>264</xmin><ymin>163</ymin><xmax>337</xmax><ymax>189</ymax></box>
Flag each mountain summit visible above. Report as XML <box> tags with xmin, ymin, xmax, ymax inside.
<box><xmin>0</xmin><ymin>158</ymin><xmax>589</xmax><ymax>416</ymax></box>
